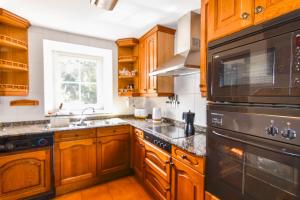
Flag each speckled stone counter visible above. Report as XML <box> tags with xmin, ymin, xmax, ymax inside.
<box><xmin>0</xmin><ymin>117</ymin><xmax>206</xmax><ymax>156</ymax></box>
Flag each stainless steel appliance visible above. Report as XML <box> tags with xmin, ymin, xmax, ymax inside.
<box><xmin>206</xmin><ymin>104</ymin><xmax>300</xmax><ymax>200</ymax></box>
<box><xmin>182</xmin><ymin>110</ymin><xmax>195</xmax><ymax>136</ymax></box>
<box><xmin>207</xmin><ymin>11</ymin><xmax>300</xmax><ymax>105</ymax></box>
<box><xmin>0</xmin><ymin>133</ymin><xmax>55</xmax><ymax>199</ymax></box>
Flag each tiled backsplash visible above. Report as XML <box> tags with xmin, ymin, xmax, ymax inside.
<box><xmin>134</xmin><ymin>73</ymin><xmax>207</xmax><ymax>127</ymax></box>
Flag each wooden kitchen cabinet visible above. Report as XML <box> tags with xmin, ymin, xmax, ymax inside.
<box><xmin>0</xmin><ymin>149</ymin><xmax>51</xmax><ymax>200</ymax></box>
<box><xmin>55</xmin><ymin>138</ymin><xmax>97</xmax><ymax>187</ymax></box>
<box><xmin>207</xmin><ymin>0</ymin><xmax>254</xmax><ymax>42</ymax></box>
<box><xmin>254</xmin><ymin>0</ymin><xmax>300</xmax><ymax>24</ymax></box>
<box><xmin>171</xmin><ymin>158</ymin><xmax>204</xmax><ymax>200</ymax></box>
<box><xmin>97</xmin><ymin>133</ymin><xmax>130</xmax><ymax>175</ymax></box>
<box><xmin>132</xmin><ymin>128</ymin><xmax>145</xmax><ymax>182</ymax></box>
<box><xmin>144</xmin><ymin>141</ymin><xmax>171</xmax><ymax>200</ymax></box>
<box><xmin>139</xmin><ymin>25</ymin><xmax>175</xmax><ymax>97</ymax></box>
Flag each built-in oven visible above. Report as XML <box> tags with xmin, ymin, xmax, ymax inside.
<box><xmin>206</xmin><ymin>104</ymin><xmax>300</xmax><ymax>200</ymax></box>
<box><xmin>207</xmin><ymin>11</ymin><xmax>300</xmax><ymax>105</ymax></box>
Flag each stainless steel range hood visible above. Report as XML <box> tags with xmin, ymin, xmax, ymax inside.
<box><xmin>149</xmin><ymin>11</ymin><xmax>200</xmax><ymax>77</ymax></box>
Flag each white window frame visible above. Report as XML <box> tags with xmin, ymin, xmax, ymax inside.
<box><xmin>43</xmin><ymin>40</ymin><xmax>113</xmax><ymax>115</ymax></box>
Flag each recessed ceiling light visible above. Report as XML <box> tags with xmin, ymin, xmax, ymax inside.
<box><xmin>90</xmin><ymin>0</ymin><xmax>118</xmax><ymax>11</ymax></box>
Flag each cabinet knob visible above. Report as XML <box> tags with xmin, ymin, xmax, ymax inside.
<box><xmin>181</xmin><ymin>154</ymin><xmax>187</xmax><ymax>159</ymax></box>
<box><xmin>241</xmin><ymin>12</ymin><xmax>250</xmax><ymax>20</ymax></box>
<box><xmin>295</xmin><ymin>77</ymin><xmax>300</xmax><ymax>85</ymax></box>
<box><xmin>255</xmin><ymin>6</ymin><xmax>264</xmax><ymax>14</ymax></box>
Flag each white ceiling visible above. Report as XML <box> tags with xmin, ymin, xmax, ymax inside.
<box><xmin>0</xmin><ymin>0</ymin><xmax>200</xmax><ymax>41</ymax></box>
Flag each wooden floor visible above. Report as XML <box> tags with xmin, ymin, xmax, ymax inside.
<box><xmin>54</xmin><ymin>176</ymin><xmax>153</xmax><ymax>200</ymax></box>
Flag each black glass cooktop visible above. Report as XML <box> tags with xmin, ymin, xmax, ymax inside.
<box><xmin>147</xmin><ymin>126</ymin><xmax>187</xmax><ymax>139</ymax></box>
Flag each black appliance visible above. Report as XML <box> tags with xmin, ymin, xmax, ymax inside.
<box><xmin>0</xmin><ymin>133</ymin><xmax>55</xmax><ymax>200</ymax></box>
<box><xmin>206</xmin><ymin>104</ymin><xmax>300</xmax><ymax>200</ymax></box>
<box><xmin>144</xmin><ymin>126</ymin><xmax>188</xmax><ymax>153</ymax></box>
<box><xmin>182</xmin><ymin>111</ymin><xmax>195</xmax><ymax>136</ymax></box>
<box><xmin>207</xmin><ymin>10</ymin><xmax>300</xmax><ymax>105</ymax></box>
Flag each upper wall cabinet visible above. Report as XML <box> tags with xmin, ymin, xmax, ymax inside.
<box><xmin>139</xmin><ymin>25</ymin><xmax>175</xmax><ymax>97</ymax></box>
<box><xmin>206</xmin><ymin>0</ymin><xmax>300</xmax><ymax>42</ymax></box>
<box><xmin>254</xmin><ymin>0</ymin><xmax>300</xmax><ymax>24</ymax></box>
<box><xmin>207</xmin><ymin>0</ymin><xmax>254</xmax><ymax>42</ymax></box>
<box><xmin>0</xmin><ymin>8</ymin><xmax>30</xmax><ymax>96</ymax></box>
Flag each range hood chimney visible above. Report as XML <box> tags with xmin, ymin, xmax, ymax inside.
<box><xmin>149</xmin><ymin>11</ymin><xmax>200</xmax><ymax>76</ymax></box>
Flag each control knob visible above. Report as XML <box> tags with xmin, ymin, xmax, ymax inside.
<box><xmin>265</xmin><ymin>120</ymin><xmax>279</xmax><ymax>136</ymax></box>
<box><xmin>37</xmin><ymin>138</ymin><xmax>49</xmax><ymax>146</ymax></box>
<box><xmin>281</xmin><ymin>122</ymin><xmax>296</xmax><ymax>140</ymax></box>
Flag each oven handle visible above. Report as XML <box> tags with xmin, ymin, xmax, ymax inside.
<box><xmin>212</xmin><ymin>130</ymin><xmax>300</xmax><ymax>158</ymax></box>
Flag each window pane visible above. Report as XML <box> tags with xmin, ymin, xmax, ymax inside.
<box><xmin>58</xmin><ymin>57</ymin><xmax>80</xmax><ymax>82</ymax></box>
<box><xmin>61</xmin><ymin>83</ymin><xmax>79</xmax><ymax>103</ymax></box>
<box><xmin>81</xmin><ymin>62</ymin><xmax>97</xmax><ymax>82</ymax></box>
<box><xmin>81</xmin><ymin>83</ymin><xmax>97</xmax><ymax>104</ymax></box>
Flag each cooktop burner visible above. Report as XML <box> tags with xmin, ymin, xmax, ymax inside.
<box><xmin>147</xmin><ymin>126</ymin><xmax>187</xmax><ymax>139</ymax></box>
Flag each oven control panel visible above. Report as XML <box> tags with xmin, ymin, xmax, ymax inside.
<box><xmin>144</xmin><ymin>131</ymin><xmax>171</xmax><ymax>153</ymax></box>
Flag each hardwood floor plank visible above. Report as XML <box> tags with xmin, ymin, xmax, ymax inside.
<box><xmin>54</xmin><ymin>176</ymin><xmax>153</xmax><ymax>200</ymax></box>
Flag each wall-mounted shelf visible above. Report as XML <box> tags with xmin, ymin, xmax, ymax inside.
<box><xmin>0</xmin><ymin>9</ymin><xmax>30</xmax><ymax>96</ymax></box>
<box><xmin>10</xmin><ymin>99</ymin><xmax>39</xmax><ymax>106</ymax></box>
<box><xmin>0</xmin><ymin>84</ymin><xmax>28</xmax><ymax>96</ymax></box>
<box><xmin>0</xmin><ymin>59</ymin><xmax>28</xmax><ymax>71</ymax></box>
<box><xmin>116</xmin><ymin>38</ymin><xmax>140</xmax><ymax>97</ymax></box>
<box><xmin>118</xmin><ymin>56</ymin><xmax>137</xmax><ymax>63</ymax></box>
<box><xmin>0</xmin><ymin>35</ymin><xmax>27</xmax><ymax>50</ymax></box>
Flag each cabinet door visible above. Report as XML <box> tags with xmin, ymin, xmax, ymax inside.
<box><xmin>146</xmin><ymin>33</ymin><xmax>158</xmax><ymax>93</ymax></box>
<box><xmin>55</xmin><ymin>138</ymin><xmax>96</xmax><ymax>186</ymax></box>
<box><xmin>0</xmin><ymin>150</ymin><xmax>51</xmax><ymax>200</ymax></box>
<box><xmin>97</xmin><ymin>134</ymin><xmax>130</xmax><ymax>175</ymax></box>
<box><xmin>208</xmin><ymin>0</ymin><xmax>254</xmax><ymax>42</ymax></box>
<box><xmin>171</xmin><ymin>158</ymin><xmax>204</xmax><ymax>200</ymax></box>
<box><xmin>254</xmin><ymin>0</ymin><xmax>300</xmax><ymax>24</ymax></box>
<box><xmin>139</xmin><ymin>40</ymin><xmax>148</xmax><ymax>94</ymax></box>
<box><xmin>200</xmin><ymin>0</ymin><xmax>209</xmax><ymax>97</ymax></box>
<box><xmin>133</xmin><ymin>136</ymin><xmax>145</xmax><ymax>181</ymax></box>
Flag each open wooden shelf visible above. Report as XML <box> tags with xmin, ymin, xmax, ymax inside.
<box><xmin>0</xmin><ymin>84</ymin><xmax>28</xmax><ymax>96</ymax></box>
<box><xmin>10</xmin><ymin>99</ymin><xmax>39</xmax><ymax>106</ymax></box>
<box><xmin>116</xmin><ymin>38</ymin><xmax>139</xmax><ymax>47</ymax></box>
<box><xmin>118</xmin><ymin>56</ymin><xmax>137</xmax><ymax>63</ymax></box>
<box><xmin>118</xmin><ymin>75</ymin><xmax>136</xmax><ymax>79</ymax></box>
<box><xmin>0</xmin><ymin>59</ymin><xmax>28</xmax><ymax>71</ymax></box>
<box><xmin>118</xmin><ymin>91</ymin><xmax>140</xmax><ymax>97</ymax></box>
<box><xmin>0</xmin><ymin>35</ymin><xmax>27</xmax><ymax>50</ymax></box>
<box><xmin>0</xmin><ymin>9</ymin><xmax>30</xmax><ymax>96</ymax></box>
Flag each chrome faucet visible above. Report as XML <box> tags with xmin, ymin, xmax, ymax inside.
<box><xmin>79</xmin><ymin>107</ymin><xmax>95</xmax><ymax>125</ymax></box>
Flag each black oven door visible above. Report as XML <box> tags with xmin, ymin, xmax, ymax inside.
<box><xmin>210</xmin><ymin>32</ymin><xmax>292</xmax><ymax>103</ymax></box>
<box><xmin>206</xmin><ymin>127</ymin><xmax>300</xmax><ymax>200</ymax></box>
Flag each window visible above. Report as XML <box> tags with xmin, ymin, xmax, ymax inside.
<box><xmin>43</xmin><ymin>40</ymin><xmax>113</xmax><ymax>115</ymax></box>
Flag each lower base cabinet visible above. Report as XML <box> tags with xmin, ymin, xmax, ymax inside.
<box><xmin>97</xmin><ymin>133</ymin><xmax>130</xmax><ymax>175</ymax></box>
<box><xmin>0</xmin><ymin>149</ymin><xmax>51</xmax><ymax>200</ymax></box>
<box><xmin>171</xmin><ymin>158</ymin><xmax>204</xmax><ymax>200</ymax></box>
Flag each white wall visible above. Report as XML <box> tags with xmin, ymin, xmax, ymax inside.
<box><xmin>0</xmin><ymin>26</ymin><xmax>133</xmax><ymax>122</ymax></box>
<box><xmin>134</xmin><ymin>73</ymin><xmax>207</xmax><ymax>127</ymax></box>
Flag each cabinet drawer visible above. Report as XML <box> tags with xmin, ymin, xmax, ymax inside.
<box><xmin>144</xmin><ymin>164</ymin><xmax>170</xmax><ymax>200</ymax></box>
<box><xmin>134</xmin><ymin>128</ymin><xmax>144</xmax><ymax>139</ymax></box>
<box><xmin>55</xmin><ymin>128</ymin><xmax>96</xmax><ymax>142</ymax></box>
<box><xmin>144</xmin><ymin>141</ymin><xmax>171</xmax><ymax>183</ymax></box>
<box><xmin>172</xmin><ymin>145</ymin><xmax>205</xmax><ymax>174</ymax></box>
<box><xmin>97</xmin><ymin>125</ymin><xmax>130</xmax><ymax>137</ymax></box>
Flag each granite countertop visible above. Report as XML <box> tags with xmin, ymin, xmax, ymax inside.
<box><xmin>0</xmin><ymin>118</ymin><xmax>206</xmax><ymax>156</ymax></box>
